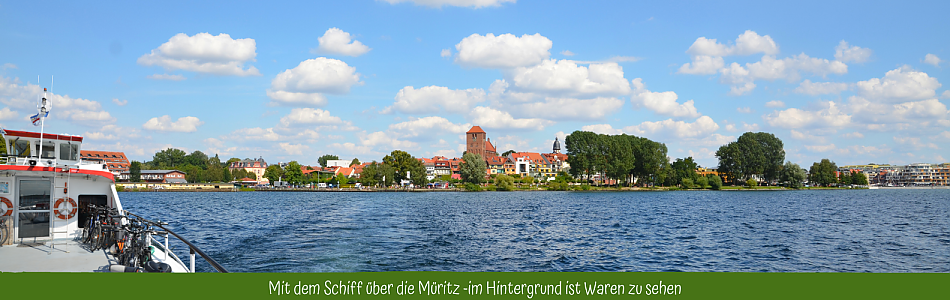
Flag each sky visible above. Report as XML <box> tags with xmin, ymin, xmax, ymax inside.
<box><xmin>1</xmin><ymin>0</ymin><xmax>949</xmax><ymax>168</ymax></box>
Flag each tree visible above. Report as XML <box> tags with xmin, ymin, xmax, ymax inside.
<box><xmin>284</xmin><ymin>161</ymin><xmax>303</xmax><ymax>185</ymax></box>
<box><xmin>501</xmin><ymin>150</ymin><xmax>516</xmax><ymax>157</ymax></box>
<box><xmin>494</xmin><ymin>174</ymin><xmax>516</xmax><ymax>191</ymax></box>
<box><xmin>318</xmin><ymin>154</ymin><xmax>339</xmax><ymax>168</ymax></box>
<box><xmin>350</xmin><ymin>158</ymin><xmax>360</xmax><ymax>167</ymax></box>
<box><xmin>151</xmin><ymin>148</ymin><xmax>187</xmax><ymax>169</ymax></box>
<box><xmin>695</xmin><ymin>176</ymin><xmax>708</xmax><ymax>189</ymax></box>
<box><xmin>716</xmin><ymin>132</ymin><xmax>785</xmax><ymax>185</ymax></box>
<box><xmin>779</xmin><ymin>161</ymin><xmax>807</xmax><ymax>189</ymax></box>
<box><xmin>182</xmin><ymin>164</ymin><xmax>202</xmax><ymax>183</ymax></box>
<box><xmin>184</xmin><ymin>151</ymin><xmax>209</xmax><ymax>169</ymax></box>
<box><xmin>378</xmin><ymin>163</ymin><xmax>395</xmax><ymax>187</ymax></box>
<box><xmin>707</xmin><ymin>174</ymin><xmax>723</xmax><ymax>190</ymax></box>
<box><xmin>129</xmin><ymin>161</ymin><xmax>142</xmax><ymax>182</ymax></box>
<box><xmin>264</xmin><ymin>165</ymin><xmax>284</xmax><ymax>184</ymax></box>
<box><xmin>671</xmin><ymin>157</ymin><xmax>699</xmax><ymax>187</ymax></box>
<box><xmin>681</xmin><ymin>178</ymin><xmax>695</xmax><ymax>189</ymax></box>
<box><xmin>746</xmin><ymin>178</ymin><xmax>758</xmax><ymax>188</ymax></box>
<box><xmin>383</xmin><ymin>150</ymin><xmax>424</xmax><ymax>184</ymax></box>
<box><xmin>359</xmin><ymin>162</ymin><xmax>379</xmax><ymax>187</ymax></box>
<box><xmin>336</xmin><ymin>174</ymin><xmax>349</xmax><ymax>187</ymax></box>
<box><xmin>852</xmin><ymin>171</ymin><xmax>869</xmax><ymax>186</ymax></box>
<box><xmin>459</xmin><ymin>152</ymin><xmax>487</xmax><ymax>184</ymax></box>
<box><xmin>522</xmin><ymin>176</ymin><xmax>537</xmax><ymax>186</ymax></box>
<box><xmin>808</xmin><ymin>159</ymin><xmax>838</xmax><ymax>187</ymax></box>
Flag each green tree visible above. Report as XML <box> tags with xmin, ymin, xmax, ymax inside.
<box><xmin>671</xmin><ymin>157</ymin><xmax>699</xmax><ymax>187</ymax></box>
<box><xmin>359</xmin><ymin>162</ymin><xmax>379</xmax><ymax>186</ymax></box>
<box><xmin>681</xmin><ymin>178</ymin><xmax>695</xmax><ymax>189</ymax></box>
<box><xmin>184</xmin><ymin>150</ymin><xmax>209</xmax><ymax>169</ymax></box>
<box><xmin>318</xmin><ymin>154</ymin><xmax>339</xmax><ymax>168</ymax></box>
<box><xmin>746</xmin><ymin>178</ymin><xmax>758</xmax><ymax>188</ymax></box>
<box><xmin>284</xmin><ymin>161</ymin><xmax>303</xmax><ymax>185</ymax></box>
<box><xmin>0</xmin><ymin>135</ymin><xmax>6</xmax><ymax>155</ymax></box>
<box><xmin>779</xmin><ymin>161</ymin><xmax>807</xmax><ymax>189</ymax></box>
<box><xmin>494</xmin><ymin>174</ymin><xmax>516</xmax><ymax>191</ymax></box>
<box><xmin>695</xmin><ymin>176</ymin><xmax>708</xmax><ymax>189</ymax></box>
<box><xmin>336</xmin><ymin>173</ymin><xmax>349</xmax><ymax>187</ymax></box>
<box><xmin>151</xmin><ymin>148</ymin><xmax>187</xmax><ymax>169</ymax></box>
<box><xmin>839</xmin><ymin>170</ymin><xmax>852</xmax><ymax>186</ymax></box>
<box><xmin>459</xmin><ymin>152</ymin><xmax>487</xmax><ymax>184</ymax></box>
<box><xmin>382</xmin><ymin>150</ymin><xmax>424</xmax><ymax>184</ymax></box>
<box><xmin>716</xmin><ymin>132</ymin><xmax>785</xmax><ymax>185</ymax></box>
<box><xmin>501</xmin><ymin>150</ymin><xmax>516</xmax><ymax>157</ymax></box>
<box><xmin>378</xmin><ymin>163</ymin><xmax>396</xmax><ymax>187</ymax></box>
<box><xmin>522</xmin><ymin>176</ymin><xmax>536</xmax><ymax>186</ymax></box>
<box><xmin>808</xmin><ymin>159</ymin><xmax>838</xmax><ymax>187</ymax></box>
<box><xmin>129</xmin><ymin>161</ymin><xmax>142</xmax><ymax>182</ymax></box>
<box><xmin>852</xmin><ymin>171</ymin><xmax>869</xmax><ymax>186</ymax></box>
<box><xmin>634</xmin><ymin>138</ymin><xmax>668</xmax><ymax>186</ymax></box>
<box><xmin>182</xmin><ymin>164</ymin><xmax>202</xmax><ymax>183</ymax></box>
<box><xmin>350</xmin><ymin>158</ymin><xmax>361</xmax><ymax>167</ymax></box>
<box><xmin>707</xmin><ymin>174</ymin><xmax>723</xmax><ymax>190</ymax></box>
<box><xmin>263</xmin><ymin>165</ymin><xmax>284</xmax><ymax>184</ymax></box>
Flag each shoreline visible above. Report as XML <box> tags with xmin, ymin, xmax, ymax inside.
<box><xmin>112</xmin><ymin>186</ymin><xmax>938</xmax><ymax>192</ymax></box>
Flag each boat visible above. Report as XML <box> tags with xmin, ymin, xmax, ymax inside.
<box><xmin>0</xmin><ymin>88</ymin><xmax>225</xmax><ymax>273</ymax></box>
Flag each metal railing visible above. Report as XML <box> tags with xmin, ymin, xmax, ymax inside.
<box><xmin>124</xmin><ymin>211</ymin><xmax>228</xmax><ymax>273</ymax></box>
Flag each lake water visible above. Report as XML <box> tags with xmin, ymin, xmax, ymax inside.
<box><xmin>120</xmin><ymin>190</ymin><xmax>950</xmax><ymax>273</ymax></box>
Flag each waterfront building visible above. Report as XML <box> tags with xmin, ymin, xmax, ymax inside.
<box><xmin>80</xmin><ymin>150</ymin><xmax>130</xmax><ymax>176</ymax></box>
<box><xmin>465</xmin><ymin>126</ymin><xmax>498</xmax><ymax>159</ymax></box>
<box><xmin>119</xmin><ymin>170</ymin><xmax>187</xmax><ymax>183</ymax></box>
<box><xmin>229</xmin><ymin>157</ymin><xmax>269</xmax><ymax>184</ymax></box>
<box><xmin>902</xmin><ymin>163</ymin><xmax>935</xmax><ymax>186</ymax></box>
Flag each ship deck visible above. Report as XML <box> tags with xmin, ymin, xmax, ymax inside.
<box><xmin>0</xmin><ymin>239</ymin><xmax>116</xmax><ymax>272</ymax></box>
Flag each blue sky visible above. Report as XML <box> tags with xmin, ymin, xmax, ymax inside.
<box><xmin>2</xmin><ymin>0</ymin><xmax>948</xmax><ymax>168</ymax></box>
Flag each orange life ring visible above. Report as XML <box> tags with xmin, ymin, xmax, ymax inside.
<box><xmin>0</xmin><ymin>197</ymin><xmax>12</xmax><ymax>217</ymax></box>
<box><xmin>54</xmin><ymin>197</ymin><xmax>78</xmax><ymax>220</ymax></box>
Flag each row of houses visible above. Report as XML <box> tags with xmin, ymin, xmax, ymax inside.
<box><xmin>845</xmin><ymin>163</ymin><xmax>950</xmax><ymax>186</ymax></box>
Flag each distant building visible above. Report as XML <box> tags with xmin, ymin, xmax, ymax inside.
<box><xmin>229</xmin><ymin>157</ymin><xmax>269</xmax><ymax>184</ymax></box>
<box><xmin>120</xmin><ymin>170</ymin><xmax>187</xmax><ymax>183</ymax></box>
<box><xmin>80</xmin><ymin>150</ymin><xmax>130</xmax><ymax>175</ymax></box>
<box><xmin>325</xmin><ymin>160</ymin><xmax>352</xmax><ymax>167</ymax></box>
<box><xmin>465</xmin><ymin>126</ymin><xmax>497</xmax><ymax>159</ymax></box>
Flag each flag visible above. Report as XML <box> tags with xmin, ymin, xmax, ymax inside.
<box><xmin>30</xmin><ymin>111</ymin><xmax>47</xmax><ymax>126</ymax></box>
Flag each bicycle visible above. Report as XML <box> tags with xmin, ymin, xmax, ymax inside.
<box><xmin>0</xmin><ymin>215</ymin><xmax>9</xmax><ymax>246</ymax></box>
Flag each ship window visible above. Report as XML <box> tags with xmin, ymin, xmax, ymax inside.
<box><xmin>59</xmin><ymin>143</ymin><xmax>79</xmax><ymax>161</ymax></box>
<box><xmin>13</xmin><ymin>140</ymin><xmax>31</xmax><ymax>157</ymax></box>
<box><xmin>35</xmin><ymin>142</ymin><xmax>55</xmax><ymax>159</ymax></box>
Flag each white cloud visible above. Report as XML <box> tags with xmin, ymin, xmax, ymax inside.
<box><xmin>440</xmin><ymin>49</ymin><xmax>452</xmax><ymax>58</ymax></box>
<box><xmin>943</xmin><ymin>90</ymin><xmax>950</xmax><ymax>99</ymax></box>
<box><xmin>794</xmin><ymin>79</ymin><xmax>848</xmax><ymax>95</ymax></box>
<box><xmin>624</xmin><ymin>116</ymin><xmax>720</xmax><ymax>139</ymax></box>
<box><xmin>510</xmin><ymin>59</ymin><xmax>631</xmax><ymax>97</ymax></box>
<box><xmin>388</xmin><ymin>116</ymin><xmax>471</xmax><ymax>139</ymax></box>
<box><xmin>146</xmin><ymin>74</ymin><xmax>186</xmax><ymax>81</ymax></box>
<box><xmin>737</xmin><ymin>107</ymin><xmax>752</xmax><ymax>113</ymax></box>
<box><xmin>313</xmin><ymin>28</ymin><xmax>371</xmax><ymax>57</ymax></box>
<box><xmin>629</xmin><ymin>78</ymin><xmax>700</xmax><ymax>118</ymax></box>
<box><xmin>855</xmin><ymin>66</ymin><xmax>941</xmax><ymax>103</ymax></box>
<box><xmin>923</xmin><ymin>54</ymin><xmax>942</xmax><ymax>67</ymax></box>
<box><xmin>507</xmin><ymin>97</ymin><xmax>624</xmax><ymax>121</ymax></box>
<box><xmin>765</xmin><ymin>100</ymin><xmax>785</xmax><ymax>108</ymax></box>
<box><xmin>846</xmin><ymin>97</ymin><xmax>949</xmax><ymax>127</ymax></box>
<box><xmin>790</xmin><ymin>129</ymin><xmax>826</xmax><ymax>143</ymax></box>
<box><xmin>717</xmin><ymin>54</ymin><xmax>847</xmax><ymax>95</ymax></box>
<box><xmin>841</xmin><ymin>132</ymin><xmax>864</xmax><ymax>139</ymax></box>
<box><xmin>382</xmin><ymin>0</ymin><xmax>515</xmax><ymax>8</ymax></box>
<box><xmin>834</xmin><ymin>41</ymin><xmax>872</xmax><ymax>63</ymax></box>
<box><xmin>933</xmin><ymin>131</ymin><xmax>950</xmax><ymax>140</ymax></box>
<box><xmin>327</xmin><ymin>142</ymin><xmax>377</xmax><ymax>157</ymax></box>
<box><xmin>560</xmin><ymin>50</ymin><xmax>575</xmax><ymax>56</ymax></box>
<box><xmin>384</xmin><ymin>85</ymin><xmax>485</xmax><ymax>114</ymax></box>
<box><xmin>763</xmin><ymin>101</ymin><xmax>851</xmax><ymax>129</ymax></box>
<box><xmin>267</xmin><ymin>57</ymin><xmax>361</xmax><ymax>106</ymax></box>
<box><xmin>84</xmin><ymin>125</ymin><xmax>141</xmax><ymax>141</ymax></box>
<box><xmin>142</xmin><ymin>115</ymin><xmax>203</xmax><ymax>132</ymax></box>
<box><xmin>0</xmin><ymin>77</ymin><xmax>116</xmax><ymax>125</ymax></box>
<box><xmin>360</xmin><ymin>131</ymin><xmax>417</xmax><ymax>150</ymax></box>
<box><xmin>112</xmin><ymin>98</ymin><xmax>128</xmax><ymax>106</ymax></box>
<box><xmin>279</xmin><ymin>143</ymin><xmax>311</xmax><ymax>156</ymax></box>
<box><xmin>1</xmin><ymin>63</ymin><xmax>16</xmax><ymax>70</ymax></box>
<box><xmin>455</xmin><ymin>33</ymin><xmax>552</xmax><ymax>68</ymax></box>
<box><xmin>685</xmin><ymin>30</ymin><xmax>779</xmax><ymax>57</ymax></box>
<box><xmin>805</xmin><ymin>144</ymin><xmax>836</xmax><ymax>153</ymax></box>
<box><xmin>469</xmin><ymin>106</ymin><xmax>552</xmax><ymax>130</ymax></box>
<box><xmin>225</xmin><ymin>127</ymin><xmax>280</xmax><ymax>142</ymax></box>
<box><xmin>581</xmin><ymin>124</ymin><xmax>624</xmax><ymax>135</ymax></box>
<box><xmin>678</xmin><ymin>55</ymin><xmax>724</xmax><ymax>75</ymax></box>
<box><xmin>137</xmin><ymin>33</ymin><xmax>260</xmax><ymax>76</ymax></box>
<box><xmin>0</xmin><ymin>107</ymin><xmax>17</xmax><ymax>120</ymax></box>
<box><xmin>278</xmin><ymin>108</ymin><xmax>344</xmax><ymax>127</ymax></box>
<box><xmin>893</xmin><ymin>136</ymin><xmax>938</xmax><ymax>150</ymax></box>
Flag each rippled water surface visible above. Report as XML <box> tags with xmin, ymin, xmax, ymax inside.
<box><xmin>120</xmin><ymin>190</ymin><xmax>950</xmax><ymax>272</ymax></box>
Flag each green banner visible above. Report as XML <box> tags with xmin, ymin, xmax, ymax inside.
<box><xmin>0</xmin><ymin>272</ymin><xmax>945</xmax><ymax>299</ymax></box>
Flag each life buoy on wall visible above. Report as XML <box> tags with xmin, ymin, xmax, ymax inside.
<box><xmin>0</xmin><ymin>197</ymin><xmax>12</xmax><ymax>217</ymax></box>
<box><xmin>54</xmin><ymin>197</ymin><xmax>78</xmax><ymax>220</ymax></box>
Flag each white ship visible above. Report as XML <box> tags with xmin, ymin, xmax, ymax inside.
<box><xmin>0</xmin><ymin>88</ymin><xmax>225</xmax><ymax>273</ymax></box>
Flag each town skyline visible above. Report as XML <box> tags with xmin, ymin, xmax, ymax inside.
<box><xmin>1</xmin><ymin>1</ymin><xmax>949</xmax><ymax>168</ymax></box>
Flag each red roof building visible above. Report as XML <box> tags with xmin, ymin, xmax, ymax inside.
<box><xmin>80</xmin><ymin>150</ymin><xmax>130</xmax><ymax>175</ymax></box>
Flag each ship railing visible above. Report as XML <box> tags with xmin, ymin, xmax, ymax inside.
<box><xmin>124</xmin><ymin>211</ymin><xmax>229</xmax><ymax>273</ymax></box>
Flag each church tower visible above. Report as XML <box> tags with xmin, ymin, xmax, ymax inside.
<box><xmin>466</xmin><ymin>126</ymin><xmax>486</xmax><ymax>157</ymax></box>
<box><xmin>553</xmin><ymin>137</ymin><xmax>561</xmax><ymax>154</ymax></box>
